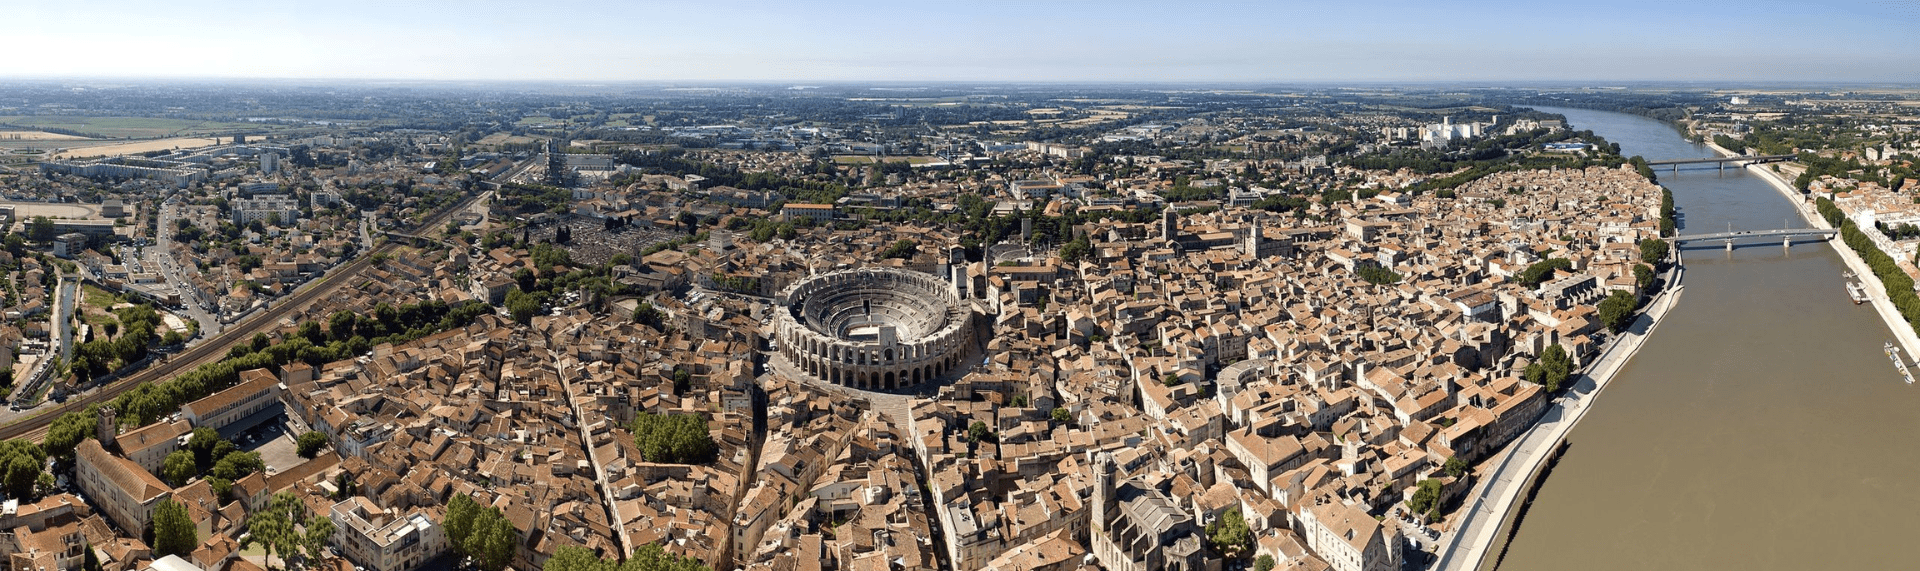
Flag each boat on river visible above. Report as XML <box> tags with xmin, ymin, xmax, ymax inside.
<box><xmin>1847</xmin><ymin>281</ymin><xmax>1868</xmax><ymax>304</ymax></box>
<box><xmin>1888</xmin><ymin>341</ymin><xmax>1914</xmax><ymax>385</ymax></box>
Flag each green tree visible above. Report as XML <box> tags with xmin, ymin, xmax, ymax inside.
<box><xmin>1050</xmin><ymin>408</ymin><xmax>1071</xmax><ymax>424</ymax></box>
<box><xmin>467</xmin><ymin>508</ymin><xmax>518</xmax><ymax>571</ymax></box>
<box><xmin>1517</xmin><ymin>258</ymin><xmax>1572</xmax><ymax>288</ymax></box>
<box><xmin>0</xmin><ymin>440</ymin><xmax>46</xmax><ymax>500</ymax></box>
<box><xmin>210</xmin><ymin>439</ymin><xmax>239</xmax><ymax>470</ymax></box>
<box><xmin>41</xmin><ymin>409</ymin><xmax>96</xmax><ymax>461</ymax></box>
<box><xmin>160</xmin><ymin>450</ymin><xmax>197</xmax><ymax>487</ymax></box>
<box><xmin>28</xmin><ymin>217</ymin><xmax>53</xmax><ymax>241</ymax></box>
<box><xmin>212</xmin><ymin>451</ymin><xmax>264</xmax><ymax>481</ymax></box>
<box><xmin>302</xmin><ymin>514</ymin><xmax>335</xmax><ymax>562</ymax></box>
<box><xmin>1204</xmin><ymin>507</ymin><xmax>1253</xmax><ymax>558</ymax></box>
<box><xmin>633</xmin><ymin>302</ymin><xmax>665</xmax><ymax>331</ymax></box>
<box><xmin>295</xmin><ymin>431</ymin><xmax>328</xmax><ymax>459</ymax></box>
<box><xmin>1406</xmin><ymin>478</ymin><xmax>1445</xmax><ymax>519</ymax></box>
<box><xmin>967</xmin><ymin>421</ymin><xmax>996</xmax><ymax>444</ymax></box>
<box><xmin>207</xmin><ymin>477</ymin><xmax>233</xmax><ymax>503</ymax></box>
<box><xmin>1444</xmin><ymin>456</ymin><xmax>1467</xmax><ymax>479</ymax></box>
<box><xmin>880</xmin><ymin>239</ymin><xmax>918</xmax><ymax>259</ymax></box>
<box><xmin>1059</xmin><ymin>235</ymin><xmax>1091</xmax><ymax>264</ymax></box>
<box><xmin>84</xmin><ymin>541</ymin><xmax>102</xmax><ymax>571</ymax></box>
<box><xmin>629</xmin><ymin>412</ymin><xmax>714</xmax><ymax>464</ymax></box>
<box><xmin>444</xmin><ymin>493</ymin><xmax>480</xmax><ymax>550</ymax></box>
<box><xmin>506</xmin><ymin>289</ymin><xmax>541</xmax><ymax>324</ymax></box>
<box><xmin>1524</xmin><ymin>345</ymin><xmax>1574</xmax><ymax>392</ymax></box>
<box><xmin>1638</xmin><ymin>238</ymin><xmax>1670</xmax><ymax>264</ymax></box>
<box><xmin>245</xmin><ymin>493</ymin><xmax>307</xmax><ymax>571</ymax></box>
<box><xmin>1597</xmin><ymin>290</ymin><xmax>1638</xmax><ymax>334</ymax></box>
<box><xmin>544</xmin><ymin>544</ymin><xmax>713</xmax><ymax>571</ymax></box>
<box><xmin>328</xmin><ymin>310</ymin><xmax>357</xmax><ymax>341</ymax></box>
<box><xmin>1634</xmin><ymin>264</ymin><xmax>1655</xmax><ymax>289</ymax></box>
<box><xmin>544</xmin><ymin>546</ymin><xmax>607</xmax><ymax>571</ymax></box>
<box><xmin>153</xmin><ymin>498</ymin><xmax>197</xmax><ymax>557</ymax></box>
<box><xmin>632</xmin><ymin>544</ymin><xmax>712</xmax><ymax>571</ymax></box>
<box><xmin>1355</xmin><ymin>262</ymin><xmax>1402</xmax><ymax>286</ymax></box>
<box><xmin>1254</xmin><ymin>555</ymin><xmax>1276</xmax><ymax>571</ymax></box>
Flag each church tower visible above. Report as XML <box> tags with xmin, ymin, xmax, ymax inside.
<box><xmin>1093</xmin><ymin>452</ymin><xmax>1116</xmax><ymax>532</ymax></box>
<box><xmin>1243</xmin><ymin>216</ymin><xmax>1262</xmax><ymax>257</ymax></box>
<box><xmin>97</xmin><ymin>405</ymin><xmax>118</xmax><ymax>452</ymax></box>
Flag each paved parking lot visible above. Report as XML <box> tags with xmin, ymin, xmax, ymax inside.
<box><xmin>236</xmin><ymin>418</ymin><xmax>305</xmax><ymax>473</ymax></box>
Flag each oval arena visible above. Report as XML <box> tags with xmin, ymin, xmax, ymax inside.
<box><xmin>773</xmin><ymin>268</ymin><xmax>973</xmax><ymax>390</ymax></box>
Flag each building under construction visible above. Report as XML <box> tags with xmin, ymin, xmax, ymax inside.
<box><xmin>545</xmin><ymin>138</ymin><xmax>571</xmax><ymax>187</ymax></box>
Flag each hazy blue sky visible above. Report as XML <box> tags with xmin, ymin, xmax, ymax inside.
<box><xmin>10</xmin><ymin>0</ymin><xmax>1920</xmax><ymax>82</ymax></box>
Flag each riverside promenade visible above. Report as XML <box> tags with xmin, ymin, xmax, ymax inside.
<box><xmin>1430</xmin><ymin>263</ymin><xmax>1685</xmax><ymax>571</ymax></box>
<box><xmin>1710</xmin><ymin>142</ymin><xmax>1920</xmax><ymax>359</ymax></box>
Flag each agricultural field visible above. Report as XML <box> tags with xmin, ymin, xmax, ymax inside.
<box><xmin>0</xmin><ymin>116</ymin><xmax>274</xmax><ymax>139</ymax></box>
<box><xmin>0</xmin><ymin>130</ymin><xmax>91</xmax><ymax>141</ymax></box>
<box><xmin>51</xmin><ymin>136</ymin><xmax>222</xmax><ymax>159</ymax></box>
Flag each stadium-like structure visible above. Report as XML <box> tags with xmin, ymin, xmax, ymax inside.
<box><xmin>772</xmin><ymin>268</ymin><xmax>973</xmax><ymax>390</ymax></box>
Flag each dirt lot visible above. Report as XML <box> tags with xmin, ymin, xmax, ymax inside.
<box><xmin>0</xmin><ymin>201</ymin><xmax>100</xmax><ymax>218</ymax></box>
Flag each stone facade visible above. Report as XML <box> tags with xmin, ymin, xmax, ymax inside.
<box><xmin>773</xmin><ymin>268</ymin><xmax>973</xmax><ymax>390</ymax></box>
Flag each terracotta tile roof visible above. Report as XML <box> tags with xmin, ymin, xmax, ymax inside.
<box><xmin>78</xmin><ymin>439</ymin><xmax>169</xmax><ymax>503</ymax></box>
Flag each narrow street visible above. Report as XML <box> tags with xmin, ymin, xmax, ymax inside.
<box><xmin>549</xmin><ymin>340</ymin><xmax>631</xmax><ymax>558</ymax></box>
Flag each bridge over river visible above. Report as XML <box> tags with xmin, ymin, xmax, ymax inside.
<box><xmin>1645</xmin><ymin>154</ymin><xmax>1796</xmax><ymax>173</ymax></box>
<box><xmin>1668</xmin><ymin>228</ymin><xmax>1836</xmax><ymax>250</ymax></box>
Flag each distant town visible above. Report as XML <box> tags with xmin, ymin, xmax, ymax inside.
<box><xmin>0</xmin><ymin>81</ymin><xmax>1912</xmax><ymax>571</ymax></box>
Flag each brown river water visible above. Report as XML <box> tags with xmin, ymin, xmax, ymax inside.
<box><xmin>1492</xmin><ymin>107</ymin><xmax>1920</xmax><ymax>570</ymax></box>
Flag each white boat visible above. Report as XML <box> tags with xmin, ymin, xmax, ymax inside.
<box><xmin>1847</xmin><ymin>281</ymin><xmax>1868</xmax><ymax>305</ymax></box>
<box><xmin>1888</xmin><ymin>341</ymin><xmax>1915</xmax><ymax>385</ymax></box>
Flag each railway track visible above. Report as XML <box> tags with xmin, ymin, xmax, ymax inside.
<box><xmin>0</xmin><ymin>190</ymin><xmax>487</xmax><ymax>443</ymax></box>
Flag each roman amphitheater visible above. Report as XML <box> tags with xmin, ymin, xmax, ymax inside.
<box><xmin>772</xmin><ymin>268</ymin><xmax>974</xmax><ymax>391</ymax></box>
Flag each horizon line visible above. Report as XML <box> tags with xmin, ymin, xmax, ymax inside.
<box><xmin>3</xmin><ymin>76</ymin><xmax>1919</xmax><ymax>88</ymax></box>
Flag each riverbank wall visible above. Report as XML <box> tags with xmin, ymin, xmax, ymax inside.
<box><xmin>1433</xmin><ymin>258</ymin><xmax>1685</xmax><ymax>571</ymax></box>
<box><xmin>1701</xmin><ymin>143</ymin><xmax>1920</xmax><ymax>359</ymax></box>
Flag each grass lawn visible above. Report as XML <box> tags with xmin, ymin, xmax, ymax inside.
<box><xmin>81</xmin><ymin>284</ymin><xmax>125</xmax><ymax>308</ymax></box>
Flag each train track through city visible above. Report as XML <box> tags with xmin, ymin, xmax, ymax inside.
<box><xmin>0</xmin><ymin>188</ymin><xmax>491</xmax><ymax>443</ymax></box>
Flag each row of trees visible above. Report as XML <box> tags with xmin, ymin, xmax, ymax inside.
<box><xmin>106</xmin><ymin>296</ymin><xmax>496</xmax><ymax>430</ymax></box>
<box><xmin>1822</xmin><ymin>197</ymin><xmax>1920</xmax><ymax>335</ymax></box>
<box><xmin>544</xmin><ymin>544</ymin><xmax>713</xmax><ymax>571</ymax></box>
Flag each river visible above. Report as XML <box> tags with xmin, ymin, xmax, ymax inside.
<box><xmin>1487</xmin><ymin>107</ymin><xmax>1920</xmax><ymax>569</ymax></box>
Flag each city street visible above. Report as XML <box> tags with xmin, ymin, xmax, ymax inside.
<box><xmin>150</xmin><ymin>197</ymin><xmax>220</xmax><ymax>337</ymax></box>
